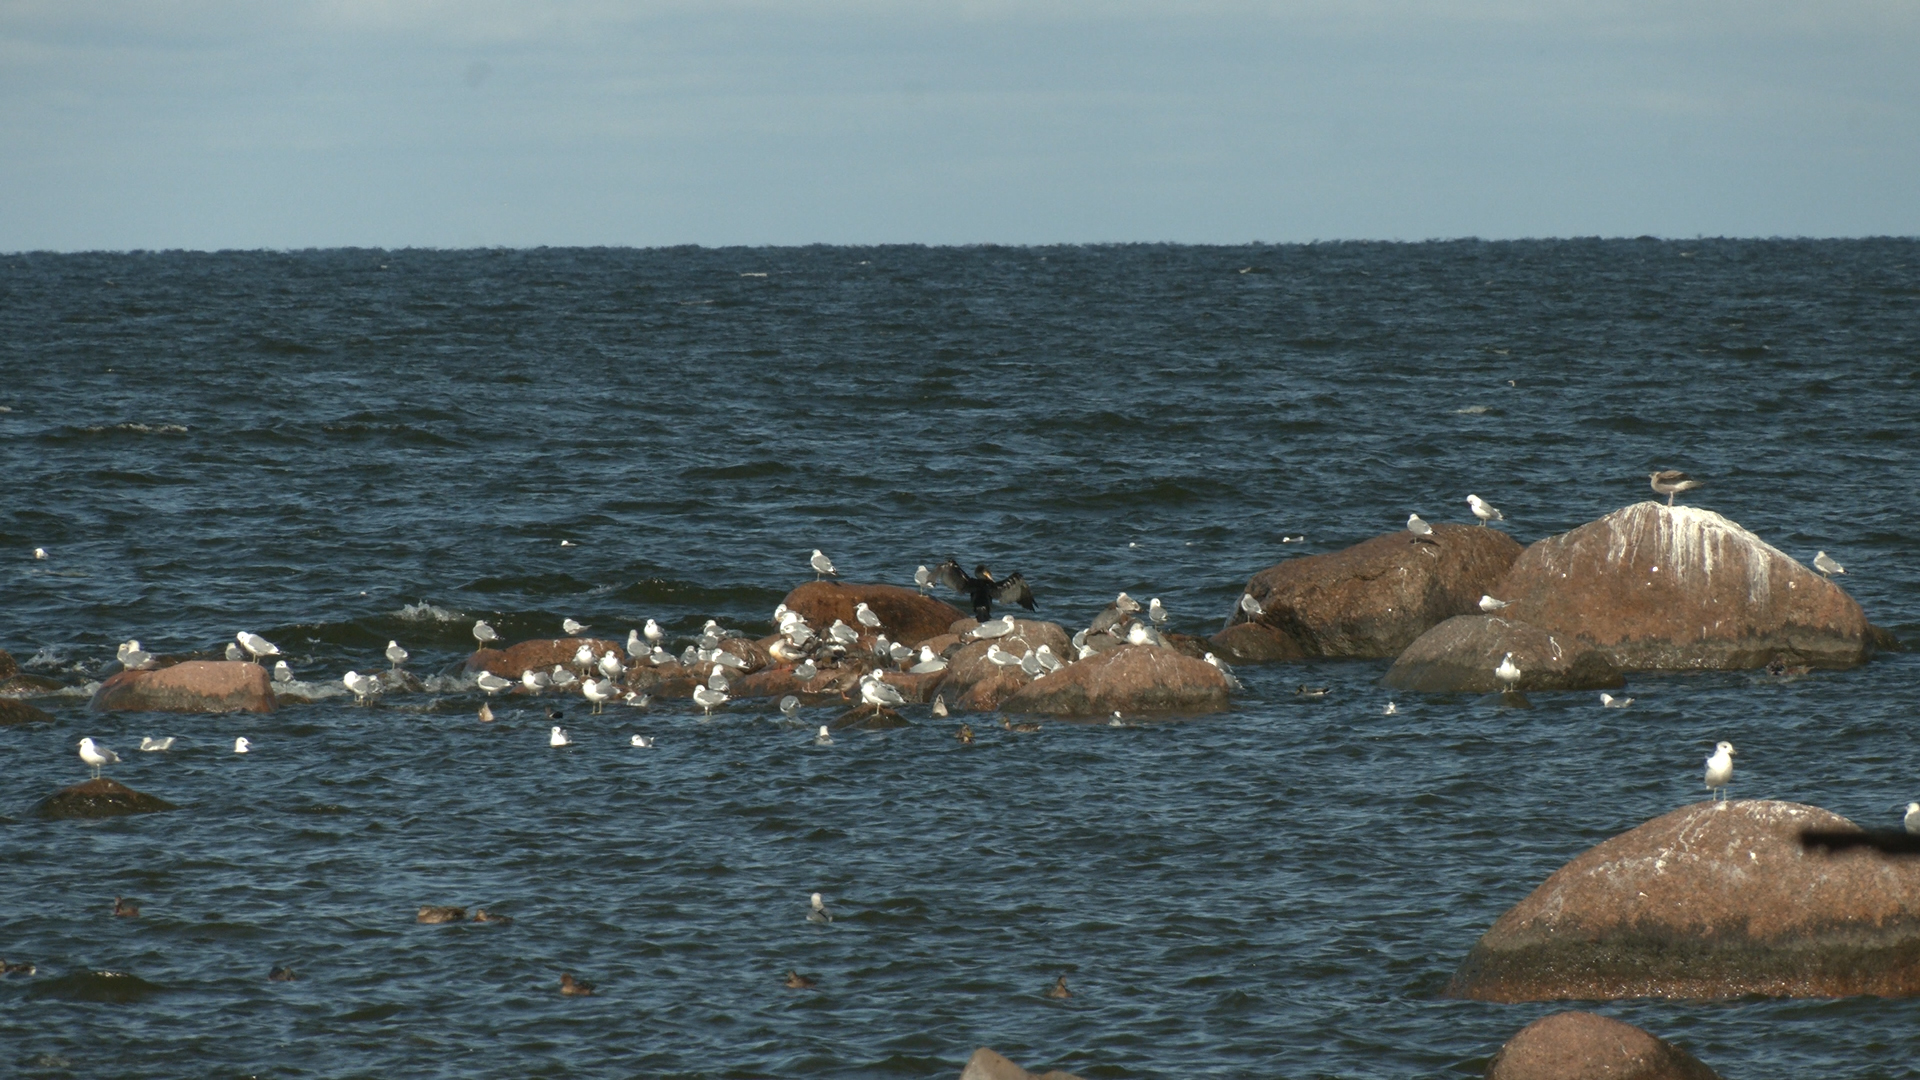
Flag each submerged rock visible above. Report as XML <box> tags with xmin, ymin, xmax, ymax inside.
<box><xmin>959</xmin><ymin>1047</ymin><xmax>1085</xmax><ymax>1080</ymax></box>
<box><xmin>1486</xmin><ymin>1012</ymin><xmax>1722</xmax><ymax>1080</ymax></box>
<box><xmin>1487</xmin><ymin>502</ymin><xmax>1881</xmax><ymax>671</ymax></box>
<box><xmin>781</xmin><ymin>581</ymin><xmax>968</xmax><ymax>647</ymax></box>
<box><xmin>466</xmin><ymin>638</ymin><xmax>625</xmax><ymax>679</ymax></box>
<box><xmin>1445</xmin><ymin>800</ymin><xmax>1920</xmax><ymax>1001</ymax></box>
<box><xmin>0</xmin><ymin>697</ymin><xmax>57</xmax><ymax>725</ymax></box>
<box><xmin>1384</xmin><ymin>614</ymin><xmax>1623</xmax><ymax>693</ymax></box>
<box><xmin>34</xmin><ymin>778</ymin><xmax>179</xmax><ymax>820</ymax></box>
<box><xmin>90</xmin><ymin>660</ymin><xmax>275</xmax><ymax>714</ymax></box>
<box><xmin>1001</xmin><ymin>644</ymin><xmax>1230</xmax><ymax>717</ymax></box>
<box><xmin>831</xmin><ymin>703</ymin><xmax>911</xmax><ymax>731</ymax></box>
<box><xmin>1215</xmin><ymin>524</ymin><xmax>1521</xmax><ymax>661</ymax></box>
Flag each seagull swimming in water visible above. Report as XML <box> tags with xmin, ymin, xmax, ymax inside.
<box><xmin>563</xmin><ymin>618</ymin><xmax>588</xmax><ymax>635</ymax></box>
<box><xmin>1466</xmin><ymin>494</ymin><xmax>1504</xmax><ymax>525</ymax></box>
<box><xmin>478</xmin><ymin>702</ymin><xmax>495</xmax><ymax>723</ymax></box>
<box><xmin>630</xmin><ymin>734</ymin><xmax>654</xmax><ymax>748</ymax></box>
<box><xmin>550</xmin><ymin>725</ymin><xmax>571</xmax><ymax>747</ymax></box>
<box><xmin>1704</xmin><ymin>740</ymin><xmax>1735</xmax><ymax>801</ymax></box>
<box><xmin>814</xmin><ymin>724</ymin><xmax>834</xmax><ymax>745</ymax></box>
<box><xmin>810</xmin><ymin>549</ymin><xmax>837</xmax><ymax>579</ymax></box>
<box><xmin>140</xmin><ymin>736</ymin><xmax>175</xmax><ymax>752</ymax></box>
<box><xmin>1813</xmin><ymin>551</ymin><xmax>1845</xmax><ymax>576</ymax></box>
<box><xmin>1494</xmin><ymin>652</ymin><xmax>1522</xmax><ymax>690</ymax></box>
<box><xmin>272</xmin><ymin>660</ymin><xmax>293</xmax><ymax>683</ymax></box>
<box><xmin>1600</xmin><ymin>692</ymin><xmax>1633</xmax><ymax>708</ymax></box>
<box><xmin>1649</xmin><ymin>470</ymin><xmax>1703</xmax><ymax>505</ymax></box>
<box><xmin>234</xmin><ymin>737</ymin><xmax>252</xmax><ymax>754</ymax></box>
<box><xmin>779</xmin><ymin>695</ymin><xmax>801</xmax><ymax>720</ymax></box>
<box><xmin>473</xmin><ymin>620</ymin><xmax>499</xmax><ymax>648</ymax></box>
<box><xmin>78</xmin><ymin>737</ymin><xmax>120</xmax><ymax>778</ymax></box>
<box><xmin>807</xmin><ymin>892</ymin><xmax>832</xmax><ymax>923</ymax></box>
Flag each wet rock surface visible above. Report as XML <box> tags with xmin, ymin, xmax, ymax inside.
<box><xmin>1488</xmin><ymin>502</ymin><xmax>1880</xmax><ymax>671</ymax></box>
<box><xmin>465</xmin><ymin>638</ymin><xmax>625</xmax><ymax>679</ymax></box>
<box><xmin>0</xmin><ymin>697</ymin><xmax>58</xmax><ymax>725</ymax></box>
<box><xmin>1385</xmin><ymin>614</ymin><xmax>1624</xmax><ymax>693</ymax></box>
<box><xmin>959</xmin><ymin>1047</ymin><xmax>1085</xmax><ymax>1080</ymax></box>
<box><xmin>1486</xmin><ymin>1012</ymin><xmax>1721</xmax><ymax>1080</ymax></box>
<box><xmin>1217</xmin><ymin>524</ymin><xmax>1522</xmax><ymax>660</ymax></box>
<box><xmin>89</xmin><ymin>661</ymin><xmax>276</xmax><ymax>714</ymax></box>
<box><xmin>1001</xmin><ymin>644</ymin><xmax>1230</xmax><ymax>717</ymax></box>
<box><xmin>34</xmin><ymin>778</ymin><xmax>179</xmax><ymax>820</ymax></box>
<box><xmin>781</xmin><ymin>581</ymin><xmax>967</xmax><ymax>647</ymax></box>
<box><xmin>1446</xmin><ymin>800</ymin><xmax>1920</xmax><ymax>1001</ymax></box>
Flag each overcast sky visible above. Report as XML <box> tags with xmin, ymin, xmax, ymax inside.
<box><xmin>2</xmin><ymin>1</ymin><xmax>1915</xmax><ymax>250</ymax></box>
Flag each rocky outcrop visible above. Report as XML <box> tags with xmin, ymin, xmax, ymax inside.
<box><xmin>1001</xmin><ymin>645</ymin><xmax>1230</xmax><ymax>717</ymax></box>
<box><xmin>781</xmin><ymin>581</ymin><xmax>967</xmax><ymax>647</ymax></box>
<box><xmin>1445</xmin><ymin>800</ymin><xmax>1920</xmax><ymax>1001</ymax></box>
<box><xmin>1486</xmin><ymin>1012</ymin><xmax>1721</xmax><ymax>1080</ymax></box>
<box><xmin>831</xmin><ymin>703</ymin><xmax>911</xmax><ymax>731</ymax></box>
<box><xmin>1488</xmin><ymin>502</ymin><xmax>1879</xmax><ymax>671</ymax></box>
<box><xmin>0</xmin><ymin>697</ymin><xmax>57</xmax><ymax>725</ymax></box>
<box><xmin>466</xmin><ymin>638</ymin><xmax>624</xmax><ymax>679</ymax></box>
<box><xmin>959</xmin><ymin>1047</ymin><xmax>1085</xmax><ymax>1080</ymax></box>
<box><xmin>1384</xmin><ymin>615</ymin><xmax>1623</xmax><ymax>693</ymax></box>
<box><xmin>726</xmin><ymin>662</ymin><xmax>864</xmax><ymax>702</ymax></box>
<box><xmin>934</xmin><ymin>618</ymin><xmax>1073</xmax><ymax>711</ymax></box>
<box><xmin>34</xmin><ymin>778</ymin><xmax>179</xmax><ymax>820</ymax></box>
<box><xmin>90</xmin><ymin>661</ymin><xmax>275</xmax><ymax>714</ymax></box>
<box><xmin>1215</xmin><ymin>524</ymin><xmax>1522</xmax><ymax>660</ymax></box>
<box><xmin>950</xmin><ymin>618</ymin><xmax>1074</xmax><ymax>659</ymax></box>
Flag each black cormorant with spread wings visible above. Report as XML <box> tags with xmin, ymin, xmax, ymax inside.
<box><xmin>932</xmin><ymin>559</ymin><xmax>1038</xmax><ymax>621</ymax></box>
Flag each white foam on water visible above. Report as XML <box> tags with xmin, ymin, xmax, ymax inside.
<box><xmin>395</xmin><ymin>602</ymin><xmax>464</xmax><ymax>623</ymax></box>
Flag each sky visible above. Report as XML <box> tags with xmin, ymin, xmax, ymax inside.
<box><xmin>1</xmin><ymin>1</ymin><xmax>1916</xmax><ymax>250</ymax></box>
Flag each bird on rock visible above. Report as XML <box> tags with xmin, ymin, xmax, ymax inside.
<box><xmin>810</xmin><ymin>549</ymin><xmax>837</xmax><ymax>579</ymax></box>
<box><xmin>1466</xmin><ymin>494</ymin><xmax>1504</xmax><ymax>525</ymax></box>
<box><xmin>932</xmin><ymin>559</ymin><xmax>1038</xmax><ymax>621</ymax></box>
<box><xmin>1649</xmin><ymin>470</ymin><xmax>1703</xmax><ymax>505</ymax></box>
<box><xmin>1704</xmin><ymin>741</ymin><xmax>1735</xmax><ymax>801</ymax></box>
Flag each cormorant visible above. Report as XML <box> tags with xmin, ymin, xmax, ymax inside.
<box><xmin>932</xmin><ymin>559</ymin><xmax>1038</xmax><ymax>621</ymax></box>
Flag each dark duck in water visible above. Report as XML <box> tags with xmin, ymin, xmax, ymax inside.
<box><xmin>932</xmin><ymin>560</ymin><xmax>1038</xmax><ymax>621</ymax></box>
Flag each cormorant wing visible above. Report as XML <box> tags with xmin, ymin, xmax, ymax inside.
<box><xmin>931</xmin><ymin>559</ymin><xmax>972</xmax><ymax>594</ymax></box>
<box><xmin>991</xmin><ymin>572</ymin><xmax>1038</xmax><ymax>612</ymax></box>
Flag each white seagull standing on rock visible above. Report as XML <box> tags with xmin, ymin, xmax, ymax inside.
<box><xmin>386</xmin><ymin>640</ymin><xmax>408</xmax><ymax>669</ymax></box>
<box><xmin>343</xmin><ymin>670</ymin><xmax>376</xmax><ymax>704</ymax></box>
<box><xmin>810</xmin><ymin>549</ymin><xmax>837</xmax><ymax>579</ymax></box>
<box><xmin>1704</xmin><ymin>741</ymin><xmax>1735</xmax><ymax>801</ymax></box>
<box><xmin>78</xmin><ymin>737</ymin><xmax>120</xmax><ymax>778</ymax></box>
<box><xmin>1494</xmin><ymin>652</ymin><xmax>1522</xmax><ymax>690</ymax></box>
<box><xmin>476</xmin><ymin>671</ymin><xmax>511</xmax><ymax>695</ymax></box>
<box><xmin>236</xmin><ymin>632</ymin><xmax>280</xmax><ymax>662</ymax></box>
<box><xmin>1467</xmin><ymin>494</ymin><xmax>1504</xmax><ymax>525</ymax></box>
<box><xmin>970</xmin><ymin>613</ymin><xmax>1016</xmax><ymax>640</ymax></box>
<box><xmin>855</xmin><ymin>602</ymin><xmax>882</xmax><ymax>633</ymax></box>
<box><xmin>1240</xmin><ymin>593</ymin><xmax>1265</xmax><ymax>618</ymax></box>
<box><xmin>1406</xmin><ymin>514</ymin><xmax>1436</xmax><ymax>543</ymax></box>
<box><xmin>914</xmin><ymin>565</ymin><xmax>933</xmax><ymax>592</ymax></box>
<box><xmin>1813</xmin><ymin>551</ymin><xmax>1845</xmax><ymax>577</ymax></box>
<box><xmin>473</xmin><ymin>620</ymin><xmax>499</xmax><ymax>648</ymax></box>
<box><xmin>627</xmin><ymin>629</ymin><xmax>646</xmax><ymax>658</ymax></box>
<box><xmin>860</xmin><ymin>672</ymin><xmax>907</xmax><ymax>710</ymax></box>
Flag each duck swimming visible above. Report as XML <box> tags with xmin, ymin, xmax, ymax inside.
<box><xmin>112</xmin><ymin>896</ymin><xmax>140</xmax><ymax>918</ymax></box>
<box><xmin>932</xmin><ymin>559</ymin><xmax>1038</xmax><ymax>621</ymax></box>
<box><xmin>417</xmin><ymin>905</ymin><xmax>466</xmax><ymax>924</ymax></box>
<box><xmin>268</xmin><ymin>965</ymin><xmax>297</xmax><ymax>982</ymax></box>
<box><xmin>784</xmin><ymin>969</ymin><xmax>818</xmax><ymax>989</ymax></box>
<box><xmin>1046</xmin><ymin>975</ymin><xmax>1072</xmax><ymax>999</ymax></box>
<box><xmin>559</xmin><ymin>972</ymin><xmax>595</xmax><ymax>996</ymax></box>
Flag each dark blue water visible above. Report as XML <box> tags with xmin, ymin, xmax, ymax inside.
<box><xmin>2</xmin><ymin>241</ymin><xmax>1918</xmax><ymax>1078</ymax></box>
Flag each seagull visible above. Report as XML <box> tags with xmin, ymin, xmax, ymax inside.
<box><xmin>1203</xmin><ymin>652</ymin><xmax>1242</xmax><ymax>691</ymax></box>
<box><xmin>644</xmin><ymin>619</ymin><xmax>665</xmax><ymax>647</ymax></box>
<box><xmin>117</xmin><ymin>639</ymin><xmax>155</xmax><ymax>670</ymax></box>
<box><xmin>779</xmin><ymin>695</ymin><xmax>801</xmax><ymax>720</ymax></box>
<box><xmin>693</xmin><ymin>684</ymin><xmax>728</xmax><ymax>716</ymax></box>
<box><xmin>712</xmin><ymin>650</ymin><xmax>748</xmax><ymax>671</ymax></box>
<box><xmin>811</xmin><ymin>549</ymin><xmax>837</xmax><ymax>579</ymax></box>
<box><xmin>573</xmin><ymin>643</ymin><xmax>596</xmax><ymax>671</ymax></box>
<box><xmin>624</xmin><ymin>691</ymin><xmax>650</xmax><ymax>708</ymax></box>
<box><xmin>550</xmin><ymin>725</ymin><xmax>571</xmax><ymax>747</ymax></box>
<box><xmin>473</xmin><ymin>620</ymin><xmax>499</xmax><ymax>648</ymax></box>
<box><xmin>272</xmin><ymin>660</ymin><xmax>293</xmax><ymax>683</ymax></box>
<box><xmin>78</xmin><ymin>737</ymin><xmax>120</xmax><ymax>778</ymax></box>
<box><xmin>807</xmin><ymin>892</ymin><xmax>832</xmax><ymax>923</ymax></box>
<box><xmin>1813</xmin><ymin>551</ymin><xmax>1845</xmax><ymax>577</ymax></box>
<box><xmin>1649</xmin><ymin>470</ymin><xmax>1703</xmax><ymax>505</ymax></box>
<box><xmin>549</xmin><ymin>664</ymin><xmax>577</xmax><ymax>690</ymax></box>
<box><xmin>793</xmin><ymin>659</ymin><xmax>818</xmax><ymax>682</ymax></box>
<box><xmin>707</xmin><ymin>667</ymin><xmax>730</xmax><ymax>693</ymax></box>
<box><xmin>1494</xmin><ymin>652</ymin><xmax>1522</xmax><ymax>690</ymax></box>
<box><xmin>343</xmin><ymin>670</ymin><xmax>376</xmax><ymax>703</ymax></box>
<box><xmin>931</xmin><ymin>695</ymin><xmax>949</xmax><ymax>718</ymax></box>
<box><xmin>1125</xmin><ymin>621</ymin><xmax>1159</xmax><ymax>647</ymax></box>
<box><xmin>476</xmin><ymin>671</ymin><xmax>511</xmax><ymax>695</ymax></box>
<box><xmin>914</xmin><ymin>565</ymin><xmax>933</xmax><ymax>592</ymax></box>
<box><xmin>1034</xmin><ymin>645</ymin><xmax>1062</xmax><ymax>674</ymax></box>
<box><xmin>630</xmin><ymin>734</ymin><xmax>655</xmax><ymax>748</ymax></box>
<box><xmin>1239</xmin><ymin>592</ymin><xmax>1265</xmax><ymax>619</ymax></box>
<box><xmin>860</xmin><ymin>673</ymin><xmax>907</xmax><ymax>709</ymax></box>
<box><xmin>236</xmin><ymin>632</ymin><xmax>280</xmax><ymax>661</ymax></box>
<box><xmin>828</xmin><ymin>619</ymin><xmax>860</xmax><ymax>646</ymax></box>
<box><xmin>33</xmin><ymin>547</ymin><xmax>46</xmax><ymax>559</ymax></box>
<box><xmin>582</xmin><ymin>677</ymin><xmax>614</xmax><ymax>714</ymax></box>
<box><xmin>649</xmin><ymin>646</ymin><xmax>674</xmax><ymax>667</ymax></box>
<box><xmin>1296</xmin><ymin>685</ymin><xmax>1330</xmax><ymax>700</ymax></box>
<box><xmin>986</xmin><ymin>644</ymin><xmax>1021</xmax><ymax>667</ymax></box>
<box><xmin>478</xmin><ymin>703</ymin><xmax>495</xmax><ymax>723</ymax></box>
<box><xmin>598</xmin><ymin>651</ymin><xmax>624</xmax><ymax>680</ymax></box>
<box><xmin>225</xmin><ymin>642</ymin><xmax>243</xmax><ymax>661</ymax></box>
<box><xmin>1148</xmin><ymin>598</ymin><xmax>1168</xmax><ymax>631</ymax></box>
<box><xmin>814</xmin><ymin>724</ymin><xmax>834</xmax><ymax>745</ymax></box>
<box><xmin>1478</xmin><ymin>595</ymin><xmax>1509</xmax><ymax>612</ymax></box>
<box><xmin>1020</xmin><ymin>650</ymin><xmax>1045</xmax><ymax>676</ymax></box>
<box><xmin>521</xmin><ymin>669</ymin><xmax>550</xmax><ymax>693</ymax></box>
<box><xmin>855</xmin><ymin>602</ymin><xmax>882</xmax><ymax>632</ymax></box>
<box><xmin>1466</xmin><ymin>494</ymin><xmax>1504</xmax><ymax>525</ymax></box>
<box><xmin>1383</xmin><ymin>702</ymin><xmax>1397</xmax><ymax>715</ymax></box>
<box><xmin>563</xmin><ymin>618</ymin><xmax>588</xmax><ymax>635</ymax></box>
<box><xmin>234</xmin><ymin>737</ymin><xmax>252</xmax><ymax>754</ymax></box>
<box><xmin>1406</xmin><ymin>513</ymin><xmax>1436</xmax><ymax>543</ymax></box>
<box><xmin>970</xmin><ymin>613</ymin><xmax>1016</xmax><ymax>640</ymax></box>
<box><xmin>1089</xmin><ymin>592</ymin><xmax>1142</xmax><ymax>636</ymax></box>
<box><xmin>1905</xmin><ymin>802</ymin><xmax>1919</xmax><ymax>836</ymax></box>
<box><xmin>140</xmin><ymin>736</ymin><xmax>175</xmax><ymax>751</ymax></box>
<box><xmin>626</xmin><ymin>629</ymin><xmax>646</xmax><ymax>658</ymax></box>
<box><xmin>385</xmin><ymin>640</ymin><xmax>408</xmax><ymax>669</ymax></box>
<box><xmin>1704</xmin><ymin>740</ymin><xmax>1735</xmax><ymax>801</ymax></box>
<box><xmin>1600</xmin><ymin>692</ymin><xmax>1634</xmax><ymax>708</ymax></box>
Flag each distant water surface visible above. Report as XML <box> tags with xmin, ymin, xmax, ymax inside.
<box><xmin>2</xmin><ymin>240</ymin><xmax>1918</xmax><ymax>1078</ymax></box>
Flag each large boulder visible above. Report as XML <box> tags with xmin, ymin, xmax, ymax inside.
<box><xmin>959</xmin><ymin>1047</ymin><xmax>1084</xmax><ymax>1080</ymax></box>
<box><xmin>1486</xmin><ymin>1012</ymin><xmax>1721</xmax><ymax>1080</ymax></box>
<box><xmin>726</xmin><ymin>662</ymin><xmax>865</xmax><ymax>702</ymax></box>
<box><xmin>1488</xmin><ymin>502</ymin><xmax>1879</xmax><ymax>671</ymax></box>
<box><xmin>90</xmin><ymin>661</ymin><xmax>275</xmax><ymax>714</ymax></box>
<box><xmin>950</xmin><ymin>618</ymin><xmax>1074</xmax><ymax>659</ymax></box>
<box><xmin>466</xmin><ymin>638</ymin><xmax>625</xmax><ymax>679</ymax></box>
<box><xmin>1384</xmin><ymin>615</ymin><xmax>1623</xmax><ymax>693</ymax></box>
<box><xmin>34</xmin><ymin>778</ymin><xmax>179</xmax><ymax>820</ymax></box>
<box><xmin>0</xmin><ymin>697</ymin><xmax>57</xmax><ymax>725</ymax></box>
<box><xmin>1445</xmin><ymin>800</ymin><xmax>1920</xmax><ymax>1001</ymax></box>
<box><xmin>1001</xmin><ymin>644</ymin><xmax>1230</xmax><ymax>717</ymax></box>
<box><xmin>781</xmin><ymin>581</ymin><xmax>967</xmax><ymax>647</ymax></box>
<box><xmin>1214</xmin><ymin>524</ymin><xmax>1522</xmax><ymax>660</ymax></box>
